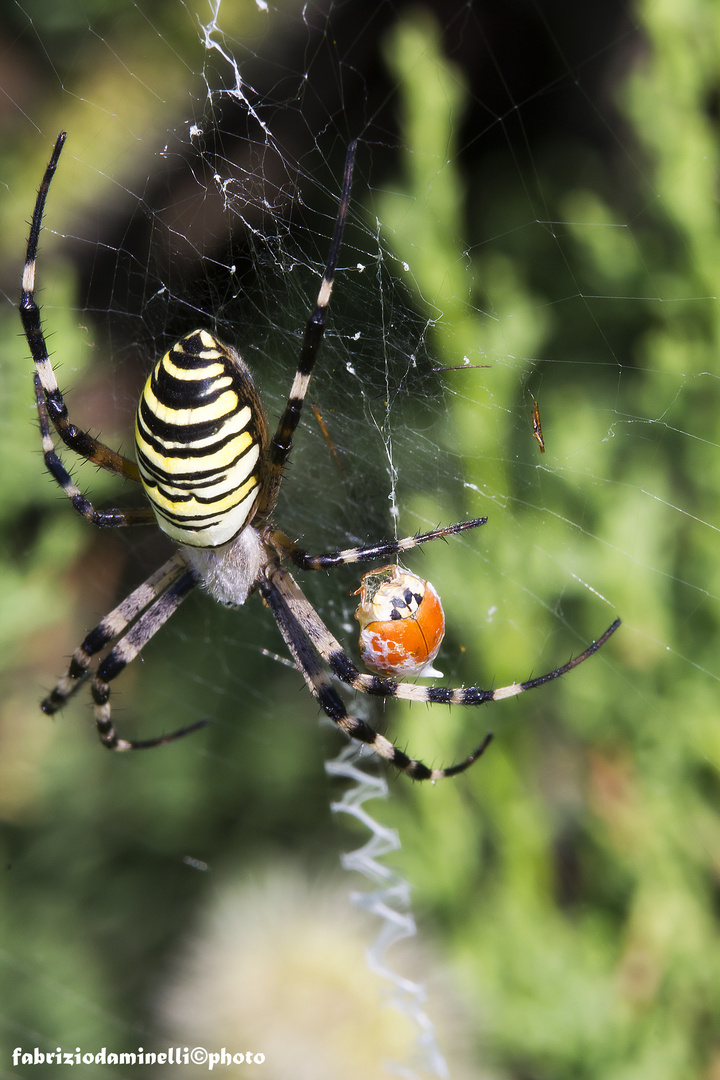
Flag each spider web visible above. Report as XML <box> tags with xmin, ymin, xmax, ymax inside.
<box><xmin>2</xmin><ymin>0</ymin><xmax>719</xmax><ymax>1077</ymax></box>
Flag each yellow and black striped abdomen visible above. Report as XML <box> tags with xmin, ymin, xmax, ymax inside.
<box><xmin>135</xmin><ymin>329</ymin><xmax>268</xmax><ymax>548</ymax></box>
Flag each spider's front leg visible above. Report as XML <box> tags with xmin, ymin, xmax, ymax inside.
<box><xmin>267</xmin><ymin>517</ymin><xmax>488</xmax><ymax>571</ymax></box>
<box><xmin>23</xmin><ymin>133</ymin><xmax>144</xmax><ymax>485</ymax></box>
<box><xmin>35</xmin><ymin>377</ymin><xmax>155</xmax><ymax>528</ymax></box>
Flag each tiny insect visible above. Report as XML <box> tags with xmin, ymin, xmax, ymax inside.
<box><xmin>354</xmin><ymin>565</ymin><xmax>445</xmax><ymax>677</ymax></box>
<box><xmin>531</xmin><ymin>399</ymin><xmax>545</xmax><ymax>452</ymax></box>
<box><xmin>311</xmin><ymin>402</ymin><xmax>344</xmax><ymax>474</ymax></box>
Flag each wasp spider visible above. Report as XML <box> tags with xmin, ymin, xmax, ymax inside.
<box><xmin>22</xmin><ymin>133</ymin><xmax>620</xmax><ymax>781</ymax></box>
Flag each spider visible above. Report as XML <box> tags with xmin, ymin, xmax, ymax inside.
<box><xmin>22</xmin><ymin>133</ymin><xmax>620</xmax><ymax>782</ymax></box>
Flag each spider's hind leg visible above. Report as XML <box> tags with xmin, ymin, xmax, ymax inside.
<box><xmin>89</xmin><ymin>567</ymin><xmax>204</xmax><ymax>750</ymax></box>
<box><xmin>45</xmin><ymin>556</ymin><xmax>205</xmax><ymax>751</ymax></box>
<box><xmin>42</xmin><ymin>556</ymin><xmax>188</xmax><ymax>715</ymax></box>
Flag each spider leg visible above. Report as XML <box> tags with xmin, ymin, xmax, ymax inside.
<box><xmin>21</xmin><ymin>132</ymin><xmax>141</xmax><ymax>482</ymax></box>
<box><xmin>268</xmin><ymin>518</ymin><xmax>488</xmax><ymax>570</ymax></box>
<box><xmin>259</xmin><ymin>569</ymin><xmax>492</xmax><ymax>780</ymax></box>
<box><xmin>89</xmin><ymin>566</ymin><xmax>206</xmax><ymax>750</ymax></box>
<box><xmin>259</xmin><ymin>141</ymin><xmax>356</xmax><ymax>515</ymax></box>
<box><xmin>42</xmin><ymin>555</ymin><xmax>189</xmax><ymax>714</ymax></box>
<box><xmin>35</xmin><ymin>375</ymin><xmax>155</xmax><ymax>527</ymax></box>
<box><xmin>269</xmin><ymin>565</ymin><xmax>621</xmax><ymax>705</ymax></box>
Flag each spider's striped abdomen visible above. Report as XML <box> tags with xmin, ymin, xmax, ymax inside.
<box><xmin>135</xmin><ymin>329</ymin><xmax>268</xmax><ymax>548</ymax></box>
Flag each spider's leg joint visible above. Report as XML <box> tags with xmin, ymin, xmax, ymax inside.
<box><xmin>362</xmin><ymin>672</ymin><xmax>399</xmax><ymax>698</ymax></box>
<box><xmin>91</xmin><ymin>680</ymin><xmax>111</xmax><ymax>706</ymax></box>
<box><xmin>326</xmin><ymin>648</ymin><xmax>363</xmax><ymax>686</ymax></box>
<box><xmin>45</xmin><ymin>395</ymin><xmax>74</xmax><ymax>431</ymax></box>
<box><xmin>460</xmin><ymin>686</ymin><xmax>503</xmax><ymax>705</ymax></box>
<box><xmin>425</xmin><ymin>685</ymin><xmax>458</xmax><ymax>705</ymax></box>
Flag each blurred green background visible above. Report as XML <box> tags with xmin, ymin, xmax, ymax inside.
<box><xmin>1</xmin><ymin>0</ymin><xmax>719</xmax><ymax>1077</ymax></box>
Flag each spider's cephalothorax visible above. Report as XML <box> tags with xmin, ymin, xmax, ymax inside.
<box><xmin>23</xmin><ymin>132</ymin><xmax>620</xmax><ymax>781</ymax></box>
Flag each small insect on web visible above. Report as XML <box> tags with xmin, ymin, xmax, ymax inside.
<box><xmin>22</xmin><ymin>133</ymin><xmax>620</xmax><ymax>781</ymax></box>
<box><xmin>532</xmin><ymin>399</ymin><xmax>546</xmax><ymax>453</ymax></box>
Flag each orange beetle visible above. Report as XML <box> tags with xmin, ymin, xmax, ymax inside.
<box><xmin>353</xmin><ymin>564</ymin><xmax>445</xmax><ymax>677</ymax></box>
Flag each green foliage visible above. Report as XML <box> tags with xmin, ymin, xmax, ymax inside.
<box><xmin>377</xmin><ymin>5</ymin><xmax>720</xmax><ymax>1079</ymax></box>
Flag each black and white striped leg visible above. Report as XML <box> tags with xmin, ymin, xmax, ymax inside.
<box><xmin>268</xmin><ymin>518</ymin><xmax>488</xmax><ymax>571</ymax></box>
<box><xmin>42</xmin><ymin>555</ymin><xmax>189</xmax><ymax>715</ymax></box>
<box><xmin>89</xmin><ymin>568</ymin><xmax>207</xmax><ymax>750</ymax></box>
<box><xmin>35</xmin><ymin>375</ymin><xmax>155</xmax><ymax>527</ymax></box>
<box><xmin>259</xmin><ymin>570</ymin><xmax>493</xmax><ymax>781</ymax></box>
<box><xmin>259</xmin><ymin>141</ymin><xmax>357</xmax><ymax>515</ymax></box>
<box><xmin>21</xmin><ymin>131</ymin><xmax>142</xmax><ymax>483</ymax></box>
<box><xmin>269</xmin><ymin>565</ymin><xmax>621</xmax><ymax>706</ymax></box>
